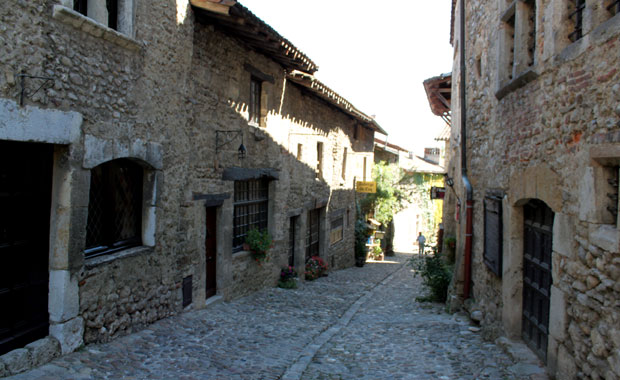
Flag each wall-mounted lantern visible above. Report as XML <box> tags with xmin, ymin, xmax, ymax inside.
<box><xmin>215</xmin><ymin>130</ymin><xmax>246</xmax><ymax>160</ymax></box>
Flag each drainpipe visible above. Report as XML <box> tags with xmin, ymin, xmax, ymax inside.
<box><xmin>459</xmin><ymin>0</ymin><xmax>474</xmax><ymax>300</ymax></box>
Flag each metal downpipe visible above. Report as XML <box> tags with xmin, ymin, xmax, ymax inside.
<box><xmin>459</xmin><ymin>0</ymin><xmax>474</xmax><ymax>300</ymax></box>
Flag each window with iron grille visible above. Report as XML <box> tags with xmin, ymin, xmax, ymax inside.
<box><xmin>498</xmin><ymin>0</ymin><xmax>536</xmax><ymax>86</ymax></box>
<box><xmin>330</xmin><ymin>216</ymin><xmax>344</xmax><ymax>245</ymax></box>
<box><xmin>607</xmin><ymin>0</ymin><xmax>620</xmax><ymax>16</ymax></box>
<box><xmin>483</xmin><ymin>195</ymin><xmax>503</xmax><ymax>277</ymax></box>
<box><xmin>249</xmin><ymin>77</ymin><xmax>262</xmax><ymax>126</ymax></box>
<box><xmin>306</xmin><ymin>208</ymin><xmax>321</xmax><ymax>259</ymax></box>
<box><xmin>73</xmin><ymin>0</ymin><xmax>119</xmax><ymax>31</ymax></box>
<box><xmin>233</xmin><ymin>179</ymin><xmax>269</xmax><ymax>252</ymax></box>
<box><xmin>568</xmin><ymin>0</ymin><xmax>586</xmax><ymax>43</ymax></box>
<box><xmin>85</xmin><ymin>159</ymin><xmax>143</xmax><ymax>258</ymax></box>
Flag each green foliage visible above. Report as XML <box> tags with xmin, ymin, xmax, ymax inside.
<box><xmin>399</xmin><ymin>172</ymin><xmax>445</xmax><ymax>245</ymax></box>
<box><xmin>360</xmin><ymin>161</ymin><xmax>406</xmax><ymax>226</ymax></box>
<box><xmin>245</xmin><ymin>228</ymin><xmax>272</xmax><ymax>263</ymax></box>
<box><xmin>354</xmin><ymin>215</ymin><xmax>369</xmax><ymax>259</ymax></box>
<box><xmin>409</xmin><ymin>249</ymin><xmax>453</xmax><ymax>303</ymax></box>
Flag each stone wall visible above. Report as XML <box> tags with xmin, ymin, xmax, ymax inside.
<box><xmin>0</xmin><ymin>0</ymin><xmax>375</xmax><ymax>374</ymax></box>
<box><xmin>446</xmin><ymin>0</ymin><xmax>620</xmax><ymax>378</ymax></box>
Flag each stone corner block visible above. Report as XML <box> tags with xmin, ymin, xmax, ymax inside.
<box><xmin>589</xmin><ymin>224</ymin><xmax>619</xmax><ymax>253</ymax></box>
<box><xmin>49</xmin><ymin>270</ymin><xmax>79</xmax><ymax>323</ymax></box>
<box><xmin>556</xmin><ymin>344</ymin><xmax>577</xmax><ymax>380</ymax></box>
<box><xmin>0</xmin><ymin>348</ymin><xmax>32</xmax><ymax>376</ymax></box>
<box><xmin>548</xmin><ymin>286</ymin><xmax>567</xmax><ymax>340</ymax></box>
<box><xmin>552</xmin><ymin>213</ymin><xmax>576</xmax><ymax>258</ymax></box>
<box><xmin>49</xmin><ymin>317</ymin><xmax>84</xmax><ymax>355</ymax></box>
<box><xmin>25</xmin><ymin>337</ymin><xmax>61</xmax><ymax>368</ymax></box>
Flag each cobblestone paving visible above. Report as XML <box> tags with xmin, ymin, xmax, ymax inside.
<box><xmin>6</xmin><ymin>253</ymin><xmax>547</xmax><ymax>380</ymax></box>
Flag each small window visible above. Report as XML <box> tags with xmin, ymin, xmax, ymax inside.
<box><xmin>73</xmin><ymin>0</ymin><xmax>119</xmax><ymax>31</ymax></box>
<box><xmin>353</xmin><ymin>125</ymin><xmax>359</xmax><ymax>140</ymax></box>
<box><xmin>330</xmin><ymin>216</ymin><xmax>344</xmax><ymax>245</ymax></box>
<box><xmin>233</xmin><ymin>179</ymin><xmax>269</xmax><ymax>252</ymax></box>
<box><xmin>297</xmin><ymin>143</ymin><xmax>303</xmax><ymax>160</ymax></box>
<box><xmin>483</xmin><ymin>195</ymin><xmax>503</xmax><ymax>277</ymax></box>
<box><xmin>249</xmin><ymin>77</ymin><xmax>262</xmax><ymax>126</ymax></box>
<box><xmin>568</xmin><ymin>0</ymin><xmax>586</xmax><ymax>43</ymax></box>
<box><xmin>85</xmin><ymin>159</ymin><xmax>143</xmax><ymax>258</ymax></box>
<box><xmin>606</xmin><ymin>166</ymin><xmax>619</xmax><ymax>226</ymax></box>
<box><xmin>607</xmin><ymin>0</ymin><xmax>620</xmax><ymax>17</ymax></box>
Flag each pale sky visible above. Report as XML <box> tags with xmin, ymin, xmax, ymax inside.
<box><xmin>238</xmin><ymin>0</ymin><xmax>454</xmax><ymax>155</ymax></box>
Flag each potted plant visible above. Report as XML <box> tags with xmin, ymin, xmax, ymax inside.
<box><xmin>371</xmin><ymin>243</ymin><xmax>384</xmax><ymax>261</ymax></box>
<box><xmin>278</xmin><ymin>266</ymin><xmax>298</xmax><ymax>289</ymax></box>
<box><xmin>244</xmin><ymin>228</ymin><xmax>273</xmax><ymax>264</ymax></box>
<box><xmin>305</xmin><ymin>256</ymin><xmax>328</xmax><ymax>280</ymax></box>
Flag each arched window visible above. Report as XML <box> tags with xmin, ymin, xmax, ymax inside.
<box><xmin>85</xmin><ymin>159</ymin><xmax>143</xmax><ymax>257</ymax></box>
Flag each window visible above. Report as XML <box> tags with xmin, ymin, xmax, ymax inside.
<box><xmin>85</xmin><ymin>159</ymin><xmax>143</xmax><ymax>258</ymax></box>
<box><xmin>306</xmin><ymin>209</ymin><xmax>320</xmax><ymax>259</ymax></box>
<box><xmin>249</xmin><ymin>77</ymin><xmax>262</xmax><ymax>126</ymax></box>
<box><xmin>233</xmin><ymin>179</ymin><xmax>269</xmax><ymax>252</ymax></box>
<box><xmin>297</xmin><ymin>144</ymin><xmax>303</xmax><ymax>160</ymax></box>
<box><xmin>606</xmin><ymin>0</ymin><xmax>620</xmax><ymax>17</ymax></box>
<box><xmin>73</xmin><ymin>0</ymin><xmax>119</xmax><ymax>30</ymax></box>
<box><xmin>330</xmin><ymin>216</ymin><xmax>344</xmax><ymax>245</ymax></box>
<box><xmin>483</xmin><ymin>194</ymin><xmax>503</xmax><ymax>277</ymax></box>
<box><xmin>316</xmin><ymin>142</ymin><xmax>323</xmax><ymax>179</ymax></box>
<box><xmin>342</xmin><ymin>148</ymin><xmax>348</xmax><ymax>180</ymax></box>
<box><xmin>497</xmin><ymin>0</ymin><xmax>537</xmax><ymax>94</ymax></box>
<box><xmin>568</xmin><ymin>0</ymin><xmax>586</xmax><ymax>43</ymax></box>
<box><xmin>363</xmin><ymin>157</ymin><xmax>367</xmax><ymax>181</ymax></box>
<box><xmin>606</xmin><ymin>166</ymin><xmax>619</xmax><ymax>226</ymax></box>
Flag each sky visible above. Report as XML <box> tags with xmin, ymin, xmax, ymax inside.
<box><xmin>238</xmin><ymin>0</ymin><xmax>454</xmax><ymax>155</ymax></box>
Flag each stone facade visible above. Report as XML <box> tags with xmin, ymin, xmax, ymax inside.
<box><xmin>444</xmin><ymin>0</ymin><xmax>620</xmax><ymax>379</ymax></box>
<box><xmin>0</xmin><ymin>0</ymin><xmax>379</xmax><ymax>375</ymax></box>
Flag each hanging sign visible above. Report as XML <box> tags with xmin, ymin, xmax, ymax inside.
<box><xmin>356</xmin><ymin>181</ymin><xmax>377</xmax><ymax>193</ymax></box>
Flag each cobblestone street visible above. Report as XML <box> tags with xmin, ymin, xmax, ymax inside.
<box><xmin>6</xmin><ymin>252</ymin><xmax>547</xmax><ymax>380</ymax></box>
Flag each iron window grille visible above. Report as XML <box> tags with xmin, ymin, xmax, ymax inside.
<box><xmin>85</xmin><ymin>159</ymin><xmax>143</xmax><ymax>258</ymax></box>
<box><xmin>249</xmin><ymin>77</ymin><xmax>262</xmax><ymax>126</ymax></box>
<box><xmin>233</xmin><ymin>179</ymin><xmax>269</xmax><ymax>252</ymax></box>
<box><xmin>568</xmin><ymin>0</ymin><xmax>586</xmax><ymax>43</ymax></box>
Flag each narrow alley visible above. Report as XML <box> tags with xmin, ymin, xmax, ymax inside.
<box><xmin>6</xmin><ymin>253</ymin><xmax>547</xmax><ymax>380</ymax></box>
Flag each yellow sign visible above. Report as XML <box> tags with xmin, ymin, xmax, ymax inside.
<box><xmin>356</xmin><ymin>181</ymin><xmax>377</xmax><ymax>193</ymax></box>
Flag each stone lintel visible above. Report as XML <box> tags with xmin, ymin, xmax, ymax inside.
<box><xmin>221</xmin><ymin>167</ymin><xmax>279</xmax><ymax>181</ymax></box>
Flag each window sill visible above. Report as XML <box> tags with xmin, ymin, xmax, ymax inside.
<box><xmin>85</xmin><ymin>246</ymin><xmax>153</xmax><ymax>270</ymax></box>
<box><xmin>556</xmin><ymin>13</ymin><xmax>620</xmax><ymax>64</ymax></box>
<box><xmin>232</xmin><ymin>250</ymin><xmax>252</xmax><ymax>260</ymax></box>
<box><xmin>52</xmin><ymin>5</ymin><xmax>142</xmax><ymax>52</ymax></box>
<box><xmin>495</xmin><ymin>69</ymin><xmax>539</xmax><ymax>100</ymax></box>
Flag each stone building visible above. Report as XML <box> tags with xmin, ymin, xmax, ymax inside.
<box><xmin>0</xmin><ymin>0</ymin><xmax>383</xmax><ymax>374</ymax></box>
<box><xmin>444</xmin><ymin>0</ymin><xmax>620</xmax><ymax>378</ymax></box>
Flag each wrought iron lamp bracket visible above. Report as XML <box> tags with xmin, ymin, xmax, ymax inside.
<box><xmin>17</xmin><ymin>73</ymin><xmax>54</xmax><ymax>107</ymax></box>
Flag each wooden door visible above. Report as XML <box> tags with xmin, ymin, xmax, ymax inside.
<box><xmin>522</xmin><ymin>200</ymin><xmax>554</xmax><ymax>362</ymax></box>
<box><xmin>205</xmin><ymin>207</ymin><xmax>217</xmax><ymax>299</ymax></box>
<box><xmin>0</xmin><ymin>141</ymin><xmax>53</xmax><ymax>355</ymax></box>
<box><xmin>306</xmin><ymin>209</ymin><xmax>320</xmax><ymax>259</ymax></box>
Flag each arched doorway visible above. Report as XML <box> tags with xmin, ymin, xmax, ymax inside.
<box><xmin>522</xmin><ymin>199</ymin><xmax>554</xmax><ymax>362</ymax></box>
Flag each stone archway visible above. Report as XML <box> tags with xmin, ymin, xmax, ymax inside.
<box><xmin>502</xmin><ymin>165</ymin><xmax>563</xmax><ymax>362</ymax></box>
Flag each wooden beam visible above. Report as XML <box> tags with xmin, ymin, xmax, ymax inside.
<box><xmin>191</xmin><ymin>0</ymin><xmax>233</xmax><ymax>16</ymax></box>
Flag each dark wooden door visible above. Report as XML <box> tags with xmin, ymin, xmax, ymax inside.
<box><xmin>205</xmin><ymin>207</ymin><xmax>217</xmax><ymax>299</ymax></box>
<box><xmin>306</xmin><ymin>209</ymin><xmax>320</xmax><ymax>259</ymax></box>
<box><xmin>522</xmin><ymin>200</ymin><xmax>554</xmax><ymax>362</ymax></box>
<box><xmin>0</xmin><ymin>141</ymin><xmax>53</xmax><ymax>355</ymax></box>
<box><xmin>289</xmin><ymin>216</ymin><xmax>297</xmax><ymax>267</ymax></box>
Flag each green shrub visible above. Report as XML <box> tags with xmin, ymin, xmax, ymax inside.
<box><xmin>409</xmin><ymin>249</ymin><xmax>453</xmax><ymax>302</ymax></box>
